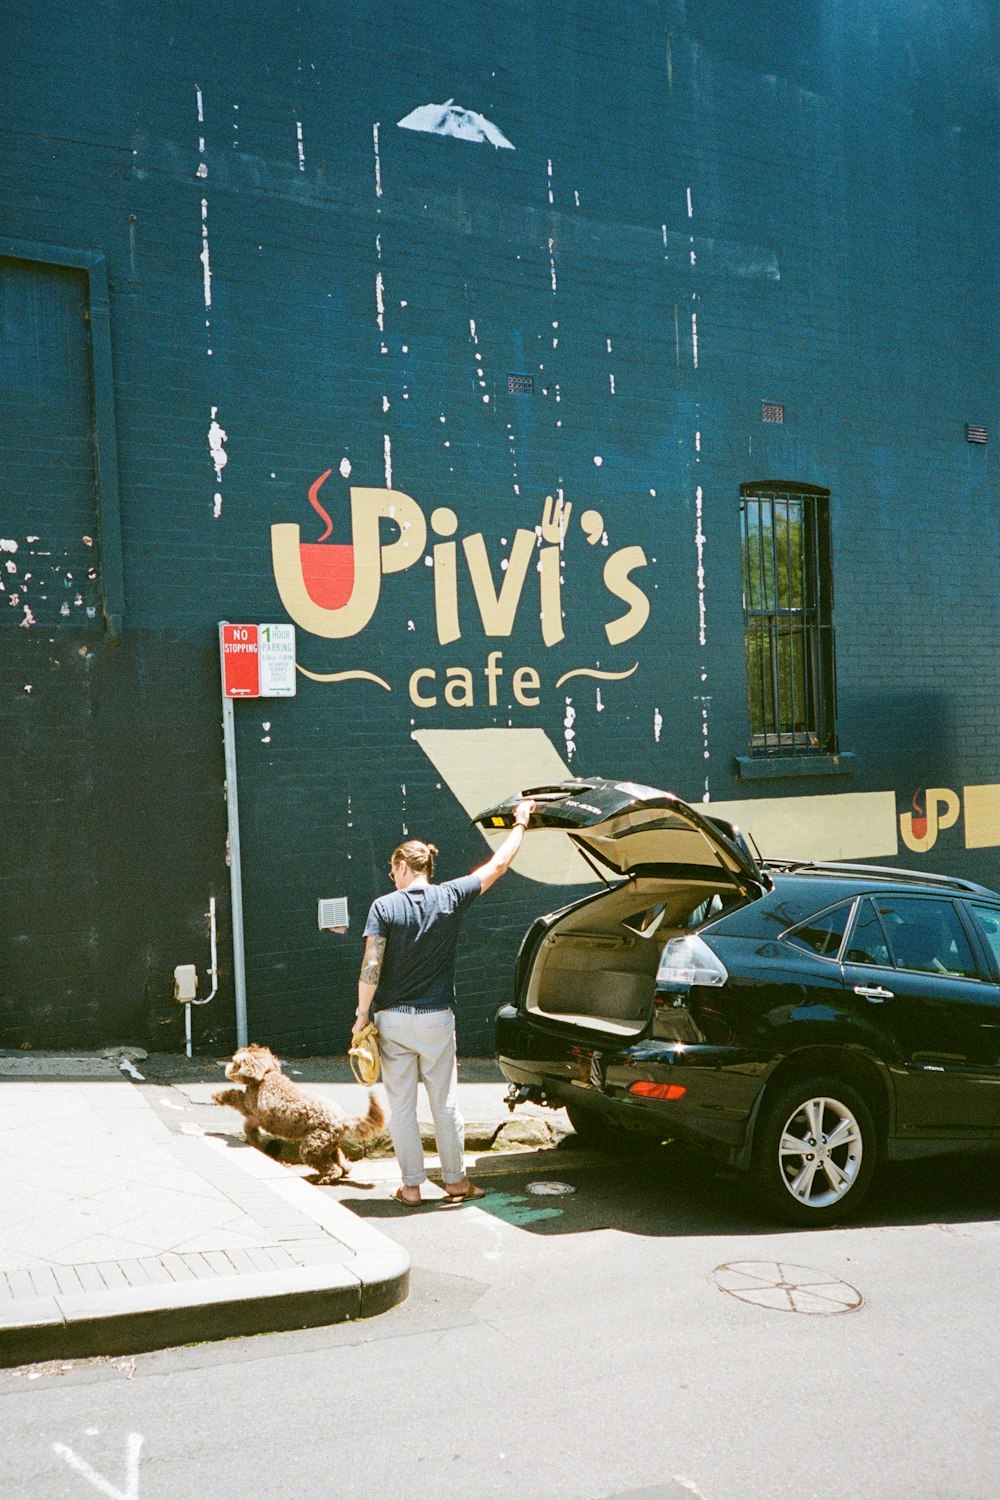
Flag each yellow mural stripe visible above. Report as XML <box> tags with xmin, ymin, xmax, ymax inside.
<box><xmin>963</xmin><ymin>784</ymin><xmax>1000</xmax><ymax>849</ymax></box>
<box><xmin>412</xmin><ymin>727</ymin><xmax>597</xmax><ymax>885</ymax></box>
<box><xmin>554</xmin><ymin>663</ymin><xmax>638</xmax><ymax>689</ymax></box>
<box><xmin>706</xmin><ymin>791</ymin><xmax>899</xmax><ymax>862</ymax></box>
<box><xmin>295</xmin><ymin>664</ymin><xmax>392</xmax><ymax>690</ymax></box>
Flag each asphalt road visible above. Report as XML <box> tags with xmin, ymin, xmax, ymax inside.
<box><xmin>3</xmin><ymin>1136</ymin><xmax>1000</xmax><ymax>1500</ymax></box>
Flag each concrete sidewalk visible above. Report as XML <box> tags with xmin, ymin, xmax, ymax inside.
<box><xmin>0</xmin><ymin>1051</ymin><xmax>555</xmax><ymax>1368</ymax></box>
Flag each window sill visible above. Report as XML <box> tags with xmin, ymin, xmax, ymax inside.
<box><xmin>734</xmin><ymin>751</ymin><xmax>856</xmax><ymax>781</ymax></box>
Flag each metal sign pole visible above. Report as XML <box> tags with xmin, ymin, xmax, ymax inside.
<box><xmin>219</xmin><ymin>624</ymin><xmax>249</xmax><ymax>1048</ymax></box>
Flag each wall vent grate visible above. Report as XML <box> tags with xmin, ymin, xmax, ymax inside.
<box><xmin>966</xmin><ymin>424</ymin><xmax>988</xmax><ymax>444</ymax></box>
<box><xmin>508</xmin><ymin>373</ymin><xmax>534</xmax><ymax>395</ymax></box>
<box><xmin>318</xmin><ymin>896</ymin><xmax>349</xmax><ymax>930</ymax></box>
<box><xmin>762</xmin><ymin>402</ymin><xmax>784</xmax><ymax>423</ymax></box>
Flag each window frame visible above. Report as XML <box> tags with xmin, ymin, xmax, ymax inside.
<box><xmin>845</xmin><ymin>894</ymin><xmax>987</xmax><ymax>982</ymax></box>
<box><xmin>739</xmin><ymin>480</ymin><xmax>836</xmax><ymax>759</ymax></box>
<box><xmin>781</xmin><ymin>899</ymin><xmax>854</xmax><ymax>962</ymax></box>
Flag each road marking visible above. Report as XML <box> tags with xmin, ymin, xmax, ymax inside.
<box><xmin>52</xmin><ymin>1433</ymin><xmax>143</xmax><ymax>1499</ymax></box>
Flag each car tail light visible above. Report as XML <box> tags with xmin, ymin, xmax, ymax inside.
<box><xmin>628</xmin><ymin>1081</ymin><xmax>686</xmax><ymax>1101</ymax></box>
<box><xmin>655</xmin><ymin>934</ymin><xmax>728</xmax><ymax>989</ymax></box>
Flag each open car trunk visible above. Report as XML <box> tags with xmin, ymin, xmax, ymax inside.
<box><xmin>475</xmin><ymin>778</ymin><xmax>766</xmax><ymax>1038</ymax></box>
<box><xmin>521</xmin><ymin>874</ymin><xmax>744</xmax><ymax>1037</ymax></box>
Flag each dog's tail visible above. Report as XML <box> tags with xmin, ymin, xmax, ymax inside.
<box><xmin>345</xmin><ymin>1090</ymin><xmax>386</xmax><ymax>1144</ymax></box>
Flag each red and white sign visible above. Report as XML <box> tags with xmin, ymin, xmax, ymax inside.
<box><xmin>220</xmin><ymin>624</ymin><xmax>260</xmax><ymax>697</ymax></box>
<box><xmin>220</xmin><ymin>623</ymin><xmax>297</xmax><ymax>698</ymax></box>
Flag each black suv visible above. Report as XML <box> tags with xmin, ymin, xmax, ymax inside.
<box><xmin>479</xmin><ymin>778</ymin><xmax>1000</xmax><ymax>1225</ymax></box>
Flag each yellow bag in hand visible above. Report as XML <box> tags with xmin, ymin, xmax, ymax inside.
<box><xmin>349</xmin><ymin>1021</ymin><xmax>381</xmax><ymax>1086</ymax></box>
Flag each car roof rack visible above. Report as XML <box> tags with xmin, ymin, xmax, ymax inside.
<box><xmin>763</xmin><ymin>858</ymin><xmax>992</xmax><ymax>896</ymax></box>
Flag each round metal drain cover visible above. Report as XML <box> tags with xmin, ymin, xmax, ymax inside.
<box><xmin>712</xmin><ymin>1261</ymin><xmax>864</xmax><ymax>1315</ymax></box>
<box><xmin>525</xmin><ymin>1181</ymin><xmax>576</xmax><ymax>1196</ymax></box>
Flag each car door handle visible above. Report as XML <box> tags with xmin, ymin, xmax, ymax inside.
<box><xmin>854</xmin><ymin>985</ymin><xmax>894</xmax><ymax>1003</ymax></box>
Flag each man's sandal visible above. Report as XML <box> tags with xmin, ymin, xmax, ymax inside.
<box><xmin>442</xmin><ymin>1181</ymin><xmax>486</xmax><ymax>1201</ymax></box>
<box><xmin>391</xmin><ymin>1186</ymin><xmax>424</xmax><ymax>1207</ymax></box>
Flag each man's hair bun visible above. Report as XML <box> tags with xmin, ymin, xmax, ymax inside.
<box><xmin>391</xmin><ymin>838</ymin><xmax>439</xmax><ymax>878</ymax></box>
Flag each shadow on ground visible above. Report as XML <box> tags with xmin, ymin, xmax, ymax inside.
<box><xmin>343</xmin><ymin>1134</ymin><xmax>1000</xmax><ymax>1239</ymax></box>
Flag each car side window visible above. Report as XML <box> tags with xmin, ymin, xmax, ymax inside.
<box><xmin>873</xmin><ymin>896</ymin><xmax>980</xmax><ymax>979</ymax></box>
<box><xmin>784</xmin><ymin>902</ymin><xmax>852</xmax><ymax>957</ymax></box>
<box><xmin>844</xmin><ymin>898</ymin><xmax>891</xmax><ymax>966</ymax></box>
<box><xmin>967</xmin><ymin>903</ymin><xmax>1000</xmax><ymax>973</ymax></box>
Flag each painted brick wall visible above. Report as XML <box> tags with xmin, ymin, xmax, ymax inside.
<box><xmin>1</xmin><ymin>1</ymin><xmax>998</xmax><ymax>1053</ymax></box>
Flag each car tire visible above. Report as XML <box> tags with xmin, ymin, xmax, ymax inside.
<box><xmin>564</xmin><ymin>1100</ymin><xmax>659</xmax><ymax>1154</ymax></box>
<box><xmin>750</xmin><ymin>1075</ymin><xmax>876</xmax><ymax>1226</ymax></box>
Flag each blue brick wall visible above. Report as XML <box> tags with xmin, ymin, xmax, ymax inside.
<box><xmin>1</xmin><ymin>1</ymin><xmax>997</xmax><ymax>1053</ymax></box>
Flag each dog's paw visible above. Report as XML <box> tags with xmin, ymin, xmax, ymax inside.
<box><xmin>314</xmin><ymin>1166</ymin><xmax>348</xmax><ymax>1185</ymax></box>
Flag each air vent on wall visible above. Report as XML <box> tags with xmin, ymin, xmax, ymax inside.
<box><xmin>508</xmin><ymin>374</ymin><xmax>534</xmax><ymax>395</ymax></box>
<box><xmin>318</xmin><ymin>897</ymin><xmax>349</xmax><ymax>930</ymax></box>
<box><xmin>762</xmin><ymin>402</ymin><xmax>784</xmax><ymax>423</ymax></box>
<box><xmin>965</xmin><ymin>424</ymin><xmax>988</xmax><ymax>444</ymax></box>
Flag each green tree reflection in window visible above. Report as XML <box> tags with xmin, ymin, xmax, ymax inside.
<box><xmin>740</xmin><ymin>482</ymin><xmax>837</xmax><ymax>757</ymax></box>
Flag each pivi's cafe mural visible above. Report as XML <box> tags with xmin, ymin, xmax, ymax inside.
<box><xmin>271</xmin><ymin>472</ymin><xmax>648</xmax><ymax>709</ymax></box>
<box><xmin>270</xmin><ymin>472</ymin><xmax>1000</xmax><ymax>875</ymax></box>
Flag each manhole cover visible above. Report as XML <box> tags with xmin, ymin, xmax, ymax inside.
<box><xmin>525</xmin><ymin>1181</ymin><xmax>576</xmax><ymax>1196</ymax></box>
<box><xmin>712</xmin><ymin>1261</ymin><xmax>864</xmax><ymax>1315</ymax></box>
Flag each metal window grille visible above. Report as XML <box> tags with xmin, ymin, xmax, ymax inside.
<box><xmin>508</xmin><ymin>373</ymin><xmax>534</xmax><ymax>395</ymax></box>
<box><xmin>740</xmin><ymin>482</ymin><xmax>837</xmax><ymax>757</ymax></box>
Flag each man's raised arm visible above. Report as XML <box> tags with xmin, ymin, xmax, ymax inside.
<box><xmin>473</xmin><ymin>799</ymin><xmax>536</xmax><ymax>893</ymax></box>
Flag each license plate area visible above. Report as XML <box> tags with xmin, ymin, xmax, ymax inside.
<box><xmin>571</xmin><ymin>1050</ymin><xmax>604</xmax><ymax>1089</ymax></box>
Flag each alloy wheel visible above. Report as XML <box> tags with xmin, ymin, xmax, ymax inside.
<box><xmin>777</xmin><ymin>1094</ymin><xmax>864</xmax><ymax>1210</ymax></box>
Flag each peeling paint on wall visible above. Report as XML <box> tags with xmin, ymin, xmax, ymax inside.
<box><xmin>199</xmin><ymin>198</ymin><xmax>212</xmax><ymax>309</ymax></box>
<box><xmin>563</xmin><ymin>696</ymin><xmax>576</xmax><ymax>761</ymax></box>
<box><xmin>208</xmin><ymin>407</ymin><xmax>228</xmax><ymax>483</ymax></box>
<box><xmin>375</xmin><ymin>270</ymin><xmax>385</xmax><ymax>333</ymax></box>
<box><xmin>195</xmin><ymin>84</ymin><xmax>207</xmax><ymax>178</ymax></box>
<box><xmin>397</xmin><ymin>99</ymin><xmax>514</xmax><ymax>149</ymax></box>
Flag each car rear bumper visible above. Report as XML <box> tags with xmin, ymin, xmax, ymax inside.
<box><xmin>495</xmin><ymin>1004</ymin><xmax>768</xmax><ymax>1165</ymax></box>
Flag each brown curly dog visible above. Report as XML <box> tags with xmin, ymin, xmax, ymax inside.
<box><xmin>214</xmin><ymin>1044</ymin><xmax>385</xmax><ymax>1184</ymax></box>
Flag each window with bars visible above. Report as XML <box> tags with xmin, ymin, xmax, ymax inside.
<box><xmin>740</xmin><ymin>481</ymin><xmax>837</xmax><ymax>757</ymax></box>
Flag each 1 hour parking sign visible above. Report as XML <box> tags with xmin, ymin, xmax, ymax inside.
<box><xmin>258</xmin><ymin>623</ymin><xmax>296</xmax><ymax>697</ymax></box>
<box><xmin>220</xmin><ymin>623</ymin><xmax>296</xmax><ymax>698</ymax></box>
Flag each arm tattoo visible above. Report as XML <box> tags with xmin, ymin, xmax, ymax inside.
<box><xmin>360</xmin><ymin>936</ymin><xmax>386</xmax><ymax>986</ymax></box>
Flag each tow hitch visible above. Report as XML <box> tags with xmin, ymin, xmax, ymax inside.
<box><xmin>505</xmin><ymin>1083</ymin><xmax>537</xmax><ymax>1112</ymax></box>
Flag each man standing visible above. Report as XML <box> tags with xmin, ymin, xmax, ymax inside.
<box><xmin>354</xmin><ymin>801</ymin><xmax>535</xmax><ymax>1206</ymax></box>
